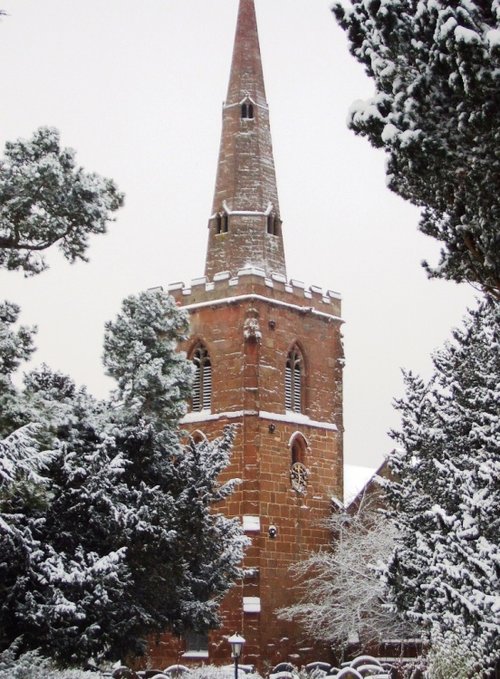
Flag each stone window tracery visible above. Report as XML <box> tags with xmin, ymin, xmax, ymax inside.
<box><xmin>290</xmin><ymin>433</ymin><xmax>309</xmax><ymax>494</ymax></box>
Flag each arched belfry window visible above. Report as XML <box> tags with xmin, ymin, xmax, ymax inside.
<box><xmin>191</xmin><ymin>344</ymin><xmax>212</xmax><ymax>412</ymax></box>
<box><xmin>285</xmin><ymin>346</ymin><xmax>303</xmax><ymax>413</ymax></box>
<box><xmin>241</xmin><ymin>102</ymin><xmax>254</xmax><ymax>120</ymax></box>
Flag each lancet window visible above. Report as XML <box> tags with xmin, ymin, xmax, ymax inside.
<box><xmin>241</xmin><ymin>101</ymin><xmax>254</xmax><ymax>120</ymax></box>
<box><xmin>215</xmin><ymin>212</ymin><xmax>229</xmax><ymax>235</ymax></box>
<box><xmin>267</xmin><ymin>213</ymin><xmax>281</xmax><ymax>236</ymax></box>
<box><xmin>191</xmin><ymin>344</ymin><xmax>212</xmax><ymax>412</ymax></box>
<box><xmin>285</xmin><ymin>346</ymin><xmax>303</xmax><ymax>413</ymax></box>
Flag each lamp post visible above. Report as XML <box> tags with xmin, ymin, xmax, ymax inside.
<box><xmin>228</xmin><ymin>633</ymin><xmax>246</xmax><ymax>679</ymax></box>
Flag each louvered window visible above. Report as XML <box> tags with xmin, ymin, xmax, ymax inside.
<box><xmin>285</xmin><ymin>347</ymin><xmax>303</xmax><ymax>413</ymax></box>
<box><xmin>192</xmin><ymin>344</ymin><xmax>212</xmax><ymax>412</ymax></box>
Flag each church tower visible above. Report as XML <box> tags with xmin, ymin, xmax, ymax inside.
<box><xmin>151</xmin><ymin>0</ymin><xmax>344</xmax><ymax>670</ymax></box>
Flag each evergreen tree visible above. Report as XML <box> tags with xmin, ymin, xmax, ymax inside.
<box><xmin>0</xmin><ymin>96</ymin><xmax>131</xmax><ymax>665</ymax></box>
<box><xmin>101</xmin><ymin>290</ymin><xmax>248</xmax><ymax>658</ymax></box>
<box><xmin>383</xmin><ymin>300</ymin><xmax>500</xmax><ymax>674</ymax></box>
<box><xmin>332</xmin><ymin>0</ymin><xmax>500</xmax><ymax>297</ymax></box>
<box><xmin>0</xmin><ymin>127</ymin><xmax>123</xmax><ymax>276</ymax></box>
<box><xmin>0</xmin><ymin>290</ymin><xmax>247</xmax><ymax>665</ymax></box>
<box><xmin>0</xmin><ymin>363</ymin><xmax>130</xmax><ymax>663</ymax></box>
<box><xmin>0</xmin><ymin>302</ymin><xmax>35</xmax><ymax>378</ymax></box>
<box><xmin>0</xmin><ymin>301</ymin><xmax>37</xmax><ymax>435</ymax></box>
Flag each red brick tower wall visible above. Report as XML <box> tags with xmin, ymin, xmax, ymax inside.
<box><xmin>147</xmin><ymin>272</ymin><xmax>343</xmax><ymax>672</ymax></box>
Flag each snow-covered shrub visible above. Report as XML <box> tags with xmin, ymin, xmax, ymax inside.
<box><xmin>0</xmin><ymin>639</ymin><xmax>106</xmax><ymax>678</ymax></box>
<box><xmin>278</xmin><ymin>495</ymin><xmax>414</xmax><ymax>650</ymax></box>
<box><xmin>425</xmin><ymin>625</ymin><xmax>480</xmax><ymax>679</ymax></box>
<box><xmin>187</xmin><ymin>666</ymin><xmax>263</xmax><ymax>679</ymax></box>
<box><xmin>42</xmin><ymin>669</ymin><xmax>106</xmax><ymax>679</ymax></box>
<box><xmin>0</xmin><ymin>640</ymin><xmax>52</xmax><ymax>679</ymax></box>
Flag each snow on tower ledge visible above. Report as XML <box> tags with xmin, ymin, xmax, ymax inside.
<box><xmin>165</xmin><ymin>267</ymin><xmax>342</xmax><ymax>320</ymax></box>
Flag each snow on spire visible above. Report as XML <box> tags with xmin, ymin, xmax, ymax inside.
<box><xmin>205</xmin><ymin>0</ymin><xmax>286</xmax><ymax>279</ymax></box>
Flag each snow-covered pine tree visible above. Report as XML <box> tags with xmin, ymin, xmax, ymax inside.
<box><xmin>0</xmin><ymin>289</ymin><xmax>246</xmax><ymax>664</ymax></box>
<box><xmin>0</xmin><ymin>282</ymin><xmax>246</xmax><ymax>664</ymax></box>
<box><xmin>0</xmin><ymin>127</ymin><xmax>123</xmax><ymax>276</ymax></box>
<box><xmin>0</xmin><ymin>302</ymin><xmax>35</xmax><ymax>378</ymax></box>
<box><xmin>0</xmin><ymin>114</ymin><xmax>130</xmax><ymax>665</ymax></box>
<box><xmin>332</xmin><ymin>0</ymin><xmax>500</xmax><ymax>297</ymax></box>
<box><xmin>99</xmin><ymin>289</ymin><xmax>247</xmax><ymax>658</ymax></box>
<box><xmin>0</xmin><ymin>363</ymin><xmax>131</xmax><ymax>665</ymax></box>
<box><xmin>0</xmin><ymin>301</ymin><xmax>36</xmax><ymax>435</ymax></box>
<box><xmin>383</xmin><ymin>299</ymin><xmax>500</xmax><ymax>674</ymax></box>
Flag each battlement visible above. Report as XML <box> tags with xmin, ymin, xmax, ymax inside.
<box><xmin>162</xmin><ymin>266</ymin><xmax>342</xmax><ymax>318</ymax></box>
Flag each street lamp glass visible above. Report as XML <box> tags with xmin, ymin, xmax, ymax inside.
<box><xmin>228</xmin><ymin>633</ymin><xmax>246</xmax><ymax>658</ymax></box>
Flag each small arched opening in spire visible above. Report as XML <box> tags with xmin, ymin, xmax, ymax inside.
<box><xmin>241</xmin><ymin>101</ymin><xmax>255</xmax><ymax>120</ymax></box>
<box><xmin>215</xmin><ymin>212</ymin><xmax>229</xmax><ymax>235</ymax></box>
<box><xmin>267</xmin><ymin>213</ymin><xmax>281</xmax><ymax>236</ymax></box>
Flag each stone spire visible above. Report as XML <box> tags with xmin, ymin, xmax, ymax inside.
<box><xmin>204</xmin><ymin>0</ymin><xmax>286</xmax><ymax>280</ymax></box>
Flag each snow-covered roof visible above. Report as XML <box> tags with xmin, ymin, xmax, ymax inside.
<box><xmin>344</xmin><ymin>464</ymin><xmax>377</xmax><ymax>504</ymax></box>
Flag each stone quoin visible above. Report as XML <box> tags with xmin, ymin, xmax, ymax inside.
<box><xmin>147</xmin><ymin>0</ymin><xmax>344</xmax><ymax>670</ymax></box>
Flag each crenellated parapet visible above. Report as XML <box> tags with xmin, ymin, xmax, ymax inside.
<box><xmin>163</xmin><ymin>266</ymin><xmax>342</xmax><ymax>320</ymax></box>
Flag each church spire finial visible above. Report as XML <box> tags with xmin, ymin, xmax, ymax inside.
<box><xmin>204</xmin><ymin>0</ymin><xmax>286</xmax><ymax>280</ymax></box>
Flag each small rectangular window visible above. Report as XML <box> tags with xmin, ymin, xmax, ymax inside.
<box><xmin>185</xmin><ymin>630</ymin><xmax>209</xmax><ymax>653</ymax></box>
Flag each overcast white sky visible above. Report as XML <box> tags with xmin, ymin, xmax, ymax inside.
<box><xmin>0</xmin><ymin>0</ymin><xmax>476</xmax><ymax>469</ymax></box>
